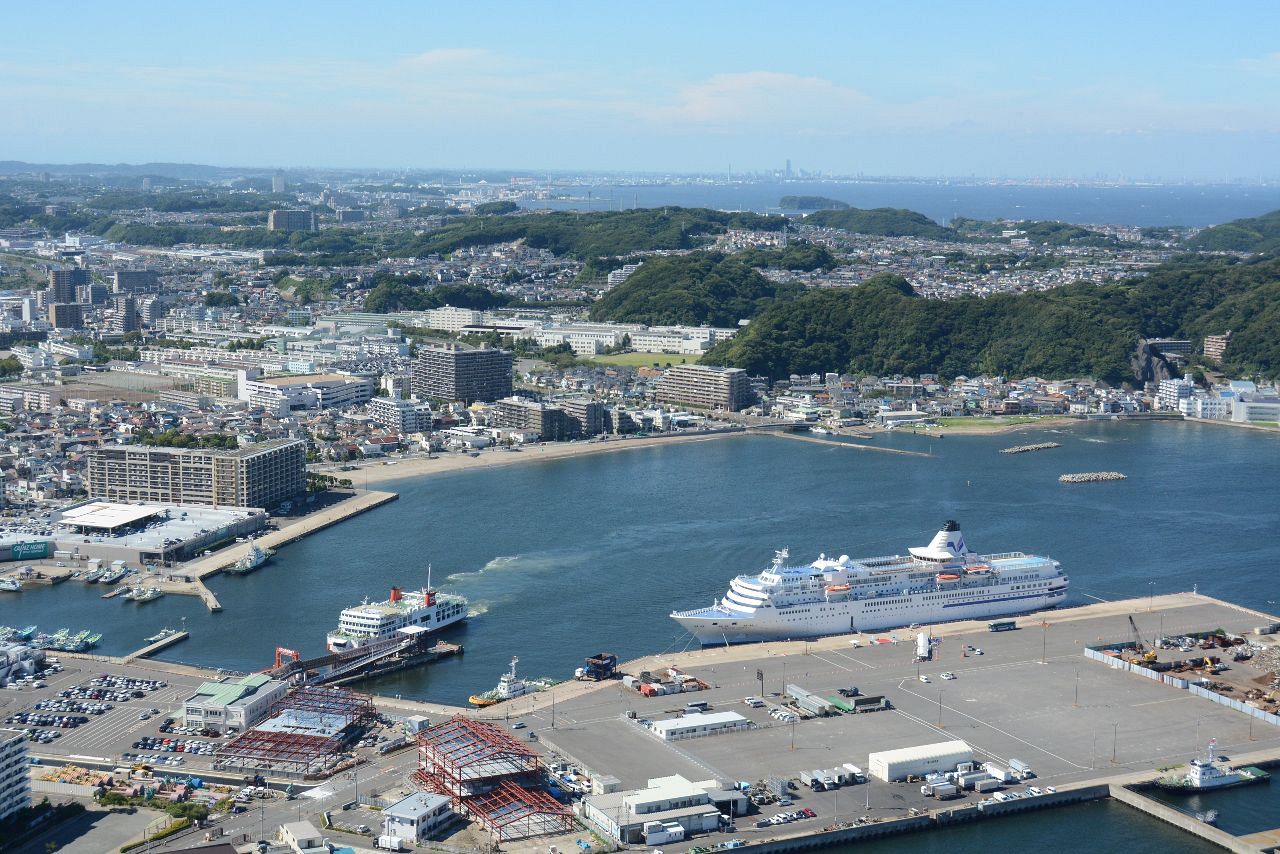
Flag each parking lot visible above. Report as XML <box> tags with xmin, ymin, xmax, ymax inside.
<box><xmin>532</xmin><ymin>597</ymin><xmax>1280</xmax><ymax>822</ymax></box>
<box><xmin>0</xmin><ymin>658</ymin><xmax>210</xmax><ymax>769</ymax></box>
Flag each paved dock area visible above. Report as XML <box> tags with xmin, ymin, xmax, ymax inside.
<box><xmin>516</xmin><ymin>593</ymin><xmax>1280</xmax><ymax>824</ymax></box>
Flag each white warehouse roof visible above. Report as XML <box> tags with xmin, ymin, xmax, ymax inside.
<box><xmin>649</xmin><ymin>711</ymin><xmax>747</xmax><ymax>737</ymax></box>
<box><xmin>868</xmin><ymin>739</ymin><xmax>971</xmax><ymax>765</ymax></box>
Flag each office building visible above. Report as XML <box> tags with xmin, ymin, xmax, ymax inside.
<box><xmin>412</xmin><ymin>343</ymin><xmax>512</xmax><ymax>404</ymax></box>
<box><xmin>77</xmin><ymin>283</ymin><xmax>109</xmax><ymax>305</ymax></box>
<box><xmin>367</xmin><ymin>396</ymin><xmax>433</xmax><ymax>433</ymax></box>
<box><xmin>49</xmin><ymin>302</ymin><xmax>84</xmax><ymax>330</ymax></box>
<box><xmin>382</xmin><ymin>793</ymin><xmax>455</xmax><ymax>842</ymax></box>
<box><xmin>182</xmin><ymin>674</ymin><xmax>288</xmax><ymax>731</ymax></box>
<box><xmin>113</xmin><ymin>270</ymin><xmax>160</xmax><ymax>293</ymax></box>
<box><xmin>1203</xmin><ymin>332</ymin><xmax>1232</xmax><ymax>362</ymax></box>
<box><xmin>112</xmin><ymin>295</ymin><xmax>139</xmax><ymax>333</ymax></box>
<box><xmin>336</xmin><ymin>209</ymin><xmax>365</xmax><ymax>223</ymax></box>
<box><xmin>582</xmin><ymin>774</ymin><xmax>742</xmax><ymax>845</ymax></box>
<box><xmin>495</xmin><ymin>397</ymin><xmax>571</xmax><ymax>441</ymax></box>
<box><xmin>0</xmin><ymin>728</ymin><xmax>32</xmax><ymax>822</ymax></box>
<box><xmin>271</xmin><ymin>171</ymin><xmax>286</xmax><ymax>193</ymax></box>
<box><xmin>656</xmin><ymin>364</ymin><xmax>753</xmax><ymax>411</ymax></box>
<box><xmin>48</xmin><ymin>268</ymin><xmax>88</xmax><ymax>303</ymax></box>
<box><xmin>267</xmin><ymin>209</ymin><xmax>317</xmax><ymax>232</ymax></box>
<box><xmin>87</xmin><ymin>438</ymin><xmax>305</xmax><ymax>509</ymax></box>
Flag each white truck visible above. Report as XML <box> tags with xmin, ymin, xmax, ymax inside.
<box><xmin>376</xmin><ymin>836</ymin><xmax>406</xmax><ymax>852</ymax></box>
<box><xmin>984</xmin><ymin>762</ymin><xmax>1014</xmax><ymax>784</ymax></box>
<box><xmin>1008</xmin><ymin>758</ymin><xmax>1034</xmax><ymax>779</ymax></box>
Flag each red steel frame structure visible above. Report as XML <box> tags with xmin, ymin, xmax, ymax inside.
<box><xmin>412</xmin><ymin>716</ymin><xmax>572</xmax><ymax>841</ymax></box>
<box><xmin>215</xmin><ymin>686</ymin><xmax>376</xmax><ymax>776</ymax></box>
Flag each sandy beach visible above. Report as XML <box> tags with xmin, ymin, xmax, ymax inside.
<box><xmin>312</xmin><ymin>428</ymin><xmax>748</xmax><ymax>487</ymax></box>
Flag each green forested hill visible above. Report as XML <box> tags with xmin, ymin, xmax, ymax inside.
<box><xmin>703</xmin><ymin>257</ymin><xmax>1280</xmax><ymax>382</ymax></box>
<box><xmin>802</xmin><ymin>207</ymin><xmax>958</xmax><ymax>240</ymax></box>
<box><xmin>587</xmin><ymin>252</ymin><xmax>804</xmax><ymax>326</ymax></box>
<box><xmin>952</xmin><ymin>217</ymin><xmax>1119</xmax><ymax>247</ymax></box>
<box><xmin>390</xmin><ymin>207</ymin><xmax>786</xmax><ymax>259</ymax></box>
<box><xmin>780</xmin><ymin>195</ymin><xmax>850</xmax><ymax>210</ymax></box>
<box><xmin>1183</xmin><ymin>209</ymin><xmax>1280</xmax><ymax>253</ymax></box>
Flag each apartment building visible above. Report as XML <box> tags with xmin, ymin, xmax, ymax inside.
<box><xmin>1203</xmin><ymin>332</ymin><xmax>1232</xmax><ymax>362</ymax></box>
<box><xmin>411</xmin><ymin>343</ymin><xmax>513</xmax><ymax>404</ymax></box>
<box><xmin>112</xmin><ymin>270</ymin><xmax>160</xmax><ymax>293</ymax></box>
<box><xmin>495</xmin><ymin>397</ymin><xmax>571</xmax><ymax>441</ymax></box>
<box><xmin>367</xmin><ymin>396</ymin><xmax>434</xmax><ymax>433</ymax></box>
<box><xmin>267</xmin><ymin>209</ymin><xmax>317</xmax><ymax>232</ymax></box>
<box><xmin>48</xmin><ymin>268</ymin><xmax>88</xmax><ymax>303</ymax></box>
<box><xmin>656</xmin><ymin>364</ymin><xmax>753</xmax><ymax>411</ymax></box>
<box><xmin>87</xmin><ymin>439</ymin><xmax>305</xmax><ymax>509</ymax></box>
<box><xmin>49</xmin><ymin>303</ymin><xmax>84</xmax><ymax>330</ymax></box>
<box><xmin>560</xmin><ymin>397</ymin><xmax>606</xmax><ymax>437</ymax></box>
<box><xmin>0</xmin><ymin>728</ymin><xmax>32</xmax><ymax>822</ymax></box>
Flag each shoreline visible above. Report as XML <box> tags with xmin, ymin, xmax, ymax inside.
<box><xmin>311</xmin><ymin>427</ymin><xmax>748</xmax><ymax>487</ymax></box>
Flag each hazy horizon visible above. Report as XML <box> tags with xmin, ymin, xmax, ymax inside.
<box><xmin>4</xmin><ymin>1</ymin><xmax>1279</xmax><ymax>180</ymax></box>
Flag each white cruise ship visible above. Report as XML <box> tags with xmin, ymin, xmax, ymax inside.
<box><xmin>326</xmin><ymin>584</ymin><xmax>468</xmax><ymax>652</ymax></box>
<box><xmin>671</xmin><ymin>521</ymin><xmax>1067</xmax><ymax>644</ymax></box>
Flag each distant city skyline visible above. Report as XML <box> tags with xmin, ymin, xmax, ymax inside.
<box><xmin>3</xmin><ymin>1</ymin><xmax>1279</xmax><ymax>180</ymax></box>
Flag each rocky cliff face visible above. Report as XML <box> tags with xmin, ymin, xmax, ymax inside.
<box><xmin>1130</xmin><ymin>341</ymin><xmax>1177</xmax><ymax>384</ymax></box>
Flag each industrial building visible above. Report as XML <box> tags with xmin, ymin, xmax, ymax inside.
<box><xmin>647</xmin><ymin>711</ymin><xmax>752</xmax><ymax>741</ymax></box>
<box><xmin>0</xmin><ymin>728</ymin><xmax>31</xmax><ymax>822</ymax></box>
<box><xmin>867</xmin><ymin>740</ymin><xmax>973</xmax><ymax>782</ymax></box>
<box><xmin>239</xmin><ymin>373</ymin><xmax>374</xmax><ymax>412</ymax></box>
<box><xmin>411</xmin><ymin>343</ymin><xmax>513</xmax><ymax>404</ymax></box>
<box><xmin>656</xmin><ymin>364</ymin><xmax>753</xmax><ymax>412</ymax></box>
<box><xmin>53</xmin><ymin>501</ymin><xmax>266</xmax><ymax>564</ymax></box>
<box><xmin>582</xmin><ymin>774</ymin><xmax>745</xmax><ymax>845</ymax></box>
<box><xmin>411</xmin><ymin>716</ymin><xmax>574</xmax><ymax>842</ymax></box>
<box><xmin>182</xmin><ymin>673</ymin><xmax>290</xmax><ymax>732</ymax></box>
<box><xmin>86</xmin><ymin>439</ymin><xmax>305</xmax><ymax>510</ymax></box>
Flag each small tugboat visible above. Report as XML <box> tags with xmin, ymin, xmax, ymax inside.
<box><xmin>1154</xmin><ymin>740</ymin><xmax>1271</xmax><ymax>792</ymax></box>
<box><xmin>224</xmin><ymin>544</ymin><xmax>274</xmax><ymax>576</ymax></box>
<box><xmin>468</xmin><ymin>656</ymin><xmax>558</xmax><ymax>707</ymax></box>
<box><xmin>144</xmin><ymin>627</ymin><xmax>180</xmax><ymax>643</ymax></box>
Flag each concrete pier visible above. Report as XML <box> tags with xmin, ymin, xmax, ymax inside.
<box><xmin>1109</xmin><ymin>783</ymin><xmax>1261</xmax><ymax>853</ymax></box>
<box><xmin>754</xmin><ymin>429</ymin><xmax>933</xmax><ymax>457</ymax></box>
<box><xmin>120</xmin><ymin>630</ymin><xmax>190</xmax><ymax>664</ymax></box>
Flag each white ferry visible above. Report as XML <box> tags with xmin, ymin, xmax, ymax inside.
<box><xmin>326</xmin><ymin>582</ymin><xmax>468</xmax><ymax>652</ymax></box>
<box><xmin>671</xmin><ymin>520</ymin><xmax>1068</xmax><ymax>644</ymax></box>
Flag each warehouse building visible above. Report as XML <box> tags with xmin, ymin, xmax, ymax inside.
<box><xmin>647</xmin><ymin>711</ymin><xmax>751</xmax><ymax>741</ymax></box>
<box><xmin>867</xmin><ymin>740</ymin><xmax>973</xmax><ymax>782</ymax></box>
<box><xmin>582</xmin><ymin>774</ymin><xmax>744</xmax><ymax>845</ymax></box>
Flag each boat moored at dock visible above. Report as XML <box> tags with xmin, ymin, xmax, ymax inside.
<box><xmin>671</xmin><ymin>520</ymin><xmax>1068</xmax><ymax>644</ymax></box>
<box><xmin>326</xmin><ymin>574</ymin><xmax>468</xmax><ymax>653</ymax></box>
<box><xmin>224</xmin><ymin>543</ymin><xmax>274</xmax><ymax>576</ymax></box>
<box><xmin>1154</xmin><ymin>740</ymin><xmax>1271</xmax><ymax>792</ymax></box>
<box><xmin>468</xmin><ymin>656</ymin><xmax>558</xmax><ymax>707</ymax></box>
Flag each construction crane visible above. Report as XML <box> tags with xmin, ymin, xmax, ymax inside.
<box><xmin>275</xmin><ymin>647</ymin><xmax>301</xmax><ymax>669</ymax></box>
<box><xmin>1127</xmin><ymin>616</ymin><xmax>1157</xmax><ymax>663</ymax></box>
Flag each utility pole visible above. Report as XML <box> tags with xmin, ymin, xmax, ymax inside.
<box><xmin>1111</xmin><ymin>722</ymin><xmax>1119</xmax><ymax>764</ymax></box>
<box><xmin>1074</xmin><ymin>670</ymin><xmax>1079</xmax><ymax>707</ymax></box>
<box><xmin>937</xmin><ymin>691</ymin><xmax>943</xmax><ymax>728</ymax></box>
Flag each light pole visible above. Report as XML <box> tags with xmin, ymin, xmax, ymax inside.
<box><xmin>1111</xmin><ymin>722</ymin><xmax>1119</xmax><ymax>764</ymax></box>
<box><xmin>1148</xmin><ymin>581</ymin><xmax>1155</xmax><ymax>611</ymax></box>
<box><xmin>937</xmin><ymin>690</ymin><xmax>943</xmax><ymax>728</ymax></box>
<box><xmin>1074</xmin><ymin>670</ymin><xmax>1079</xmax><ymax>707</ymax></box>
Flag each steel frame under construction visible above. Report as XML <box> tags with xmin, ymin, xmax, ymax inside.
<box><xmin>412</xmin><ymin>716</ymin><xmax>572</xmax><ymax>841</ymax></box>
<box><xmin>215</xmin><ymin>686</ymin><xmax>376</xmax><ymax>776</ymax></box>
<box><xmin>468</xmin><ymin>780</ymin><xmax>575</xmax><ymax>841</ymax></box>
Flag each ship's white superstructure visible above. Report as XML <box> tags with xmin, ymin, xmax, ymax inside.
<box><xmin>326</xmin><ymin>583</ymin><xmax>468</xmax><ymax>652</ymax></box>
<box><xmin>671</xmin><ymin>521</ymin><xmax>1068</xmax><ymax>644</ymax></box>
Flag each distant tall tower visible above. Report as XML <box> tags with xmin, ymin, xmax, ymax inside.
<box><xmin>272</xmin><ymin>171</ymin><xmax>286</xmax><ymax>193</ymax></box>
<box><xmin>141</xmin><ymin>177</ymin><xmax>153</xmax><ymax>191</ymax></box>
<box><xmin>785</xmin><ymin>159</ymin><xmax>793</xmax><ymax>179</ymax></box>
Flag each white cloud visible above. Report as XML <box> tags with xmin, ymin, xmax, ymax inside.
<box><xmin>1238</xmin><ymin>52</ymin><xmax>1280</xmax><ymax>76</ymax></box>
<box><xmin>645</xmin><ymin>71</ymin><xmax>870</xmax><ymax>128</ymax></box>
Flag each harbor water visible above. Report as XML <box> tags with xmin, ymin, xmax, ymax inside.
<box><xmin>2</xmin><ymin>419</ymin><xmax>1275</xmax><ymax>708</ymax></box>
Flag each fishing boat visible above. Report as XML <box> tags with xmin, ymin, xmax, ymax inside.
<box><xmin>468</xmin><ymin>656</ymin><xmax>558</xmax><ymax>707</ymax></box>
<box><xmin>83</xmin><ymin>566</ymin><xmax>107</xmax><ymax>583</ymax></box>
<box><xmin>100</xmin><ymin>564</ymin><xmax>130</xmax><ymax>585</ymax></box>
<box><xmin>0</xmin><ymin>578</ymin><xmax>22</xmax><ymax>592</ymax></box>
<box><xmin>144</xmin><ymin>627</ymin><xmax>180</xmax><ymax>644</ymax></box>
<box><xmin>128</xmin><ymin>587</ymin><xmax>164</xmax><ymax>604</ymax></box>
<box><xmin>18</xmin><ymin>625</ymin><xmax>37</xmax><ymax>640</ymax></box>
<box><xmin>83</xmin><ymin>632</ymin><xmax>103</xmax><ymax>649</ymax></box>
<box><xmin>1154</xmin><ymin>740</ymin><xmax>1271</xmax><ymax>792</ymax></box>
<box><xmin>224</xmin><ymin>544</ymin><xmax>274</xmax><ymax>576</ymax></box>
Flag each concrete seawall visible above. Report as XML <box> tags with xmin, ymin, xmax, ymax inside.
<box><xmin>1109</xmin><ymin>784</ymin><xmax>1260</xmax><ymax>853</ymax></box>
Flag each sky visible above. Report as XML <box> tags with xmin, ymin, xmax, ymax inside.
<box><xmin>3</xmin><ymin>1</ymin><xmax>1279</xmax><ymax>179</ymax></box>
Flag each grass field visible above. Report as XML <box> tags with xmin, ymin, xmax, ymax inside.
<box><xmin>586</xmin><ymin>352</ymin><xmax>698</xmax><ymax>368</ymax></box>
<box><xmin>932</xmin><ymin>415</ymin><xmax>1046</xmax><ymax>428</ymax></box>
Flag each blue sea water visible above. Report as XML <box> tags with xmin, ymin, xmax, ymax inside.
<box><xmin>519</xmin><ymin>180</ymin><xmax>1280</xmax><ymax>227</ymax></box>
<box><xmin>3</xmin><ymin>420</ymin><xmax>1275</xmax><ymax>709</ymax></box>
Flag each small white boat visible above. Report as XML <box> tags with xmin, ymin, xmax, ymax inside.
<box><xmin>0</xmin><ymin>578</ymin><xmax>21</xmax><ymax>592</ymax></box>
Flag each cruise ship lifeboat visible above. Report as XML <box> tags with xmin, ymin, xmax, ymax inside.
<box><xmin>825</xmin><ymin>584</ymin><xmax>851</xmax><ymax>593</ymax></box>
<box><xmin>964</xmin><ymin>564</ymin><xmax>991</xmax><ymax>574</ymax></box>
<box><xmin>936</xmin><ymin>573</ymin><xmax>962</xmax><ymax>582</ymax></box>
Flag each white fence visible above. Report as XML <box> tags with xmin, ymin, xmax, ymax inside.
<box><xmin>1083</xmin><ymin>647</ymin><xmax>1279</xmax><ymax>726</ymax></box>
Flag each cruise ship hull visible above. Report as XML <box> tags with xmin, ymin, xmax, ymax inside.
<box><xmin>673</xmin><ymin>588</ymin><xmax>1066</xmax><ymax>645</ymax></box>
